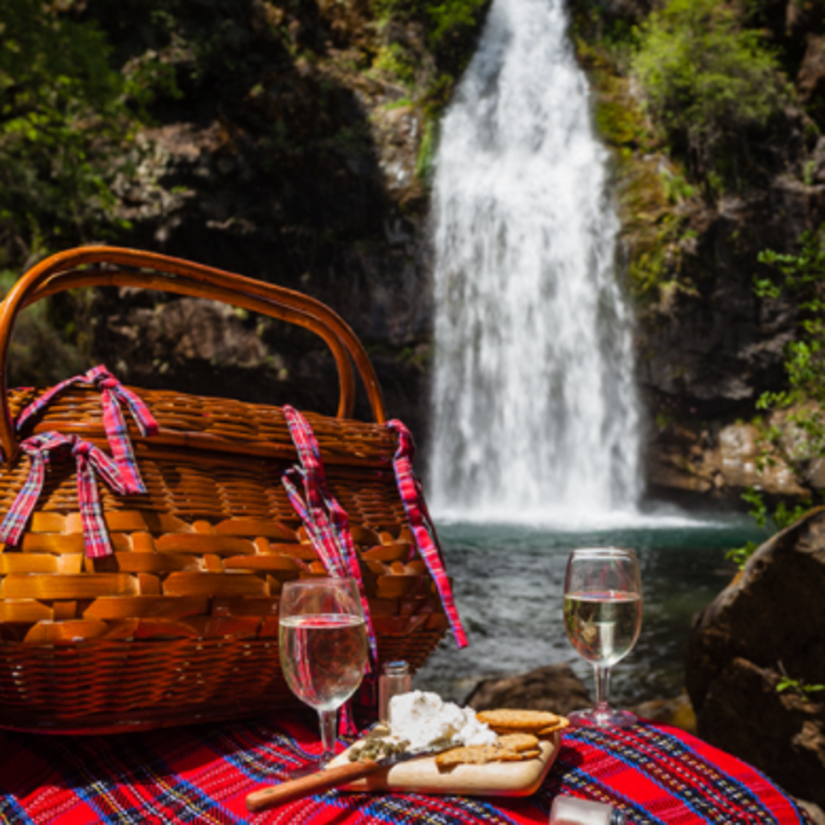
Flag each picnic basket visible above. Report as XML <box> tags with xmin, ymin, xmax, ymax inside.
<box><xmin>0</xmin><ymin>246</ymin><xmax>460</xmax><ymax>734</ymax></box>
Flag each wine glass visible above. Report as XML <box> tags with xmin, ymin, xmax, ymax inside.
<box><xmin>563</xmin><ymin>547</ymin><xmax>642</xmax><ymax>728</ymax></box>
<box><xmin>279</xmin><ymin>577</ymin><xmax>368</xmax><ymax>773</ymax></box>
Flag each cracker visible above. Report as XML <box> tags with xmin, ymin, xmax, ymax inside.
<box><xmin>435</xmin><ymin>738</ymin><xmax>541</xmax><ymax>771</ymax></box>
<box><xmin>435</xmin><ymin>745</ymin><xmax>501</xmax><ymax>768</ymax></box>
<box><xmin>495</xmin><ymin>732</ymin><xmax>540</xmax><ymax>752</ymax></box>
<box><xmin>496</xmin><ymin>749</ymin><xmax>528</xmax><ymax>762</ymax></box>
<box><xmin>536</xmin><ymin>718</ymin><xmax>571</xmax><ymax>737</ymax></box>
<box><xmin>476</xmin><ymin>709</ymin><xmax>561</xmax><ymax>731</ymax></box>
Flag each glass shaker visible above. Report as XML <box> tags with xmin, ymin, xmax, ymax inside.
<box><xmin>378</xmin><ymin>660</ymin><xmax>411</xmax><ymax>724</ymax></box>
<box><xmin>550</xmin><ymin>795</ymin><xmax>626</xmax><ymax>825</ymax></box>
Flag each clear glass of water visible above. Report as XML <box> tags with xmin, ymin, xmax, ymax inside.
<box><xmin>563</xmin><ymin>547</ymin><xmax>642</xmax><ymax>728</ymax></box>
<box><xmin>279</xmin><ymin>577</ymin><xmax>368</xmax><ymax>772</ymax></box>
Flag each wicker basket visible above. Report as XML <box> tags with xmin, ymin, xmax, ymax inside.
<box><xmin>0</xmin><ymin>247</ymin><xmax>451</xmax><ymax>733</ymax></box>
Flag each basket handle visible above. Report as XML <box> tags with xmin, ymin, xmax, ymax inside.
<box><xmin>0</xmin><ymin>246</ymin><xmax>387</xmax><ymax>462</ymax></box>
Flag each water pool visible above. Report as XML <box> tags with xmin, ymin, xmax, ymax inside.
<box><xmin>412</xmin><ymin>511</ymin><xmax>771</xmax><ymax>706</ymax></box>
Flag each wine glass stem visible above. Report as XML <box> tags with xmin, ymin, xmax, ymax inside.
<box><xmin>318</xmin><ymin>709</ymin><xmax>338</xmax><ymax>765</ymax></box>
<box><xmin>594</xmin><ymin>664</ymin><xmax>612</xmax><ymax>714</ymax></box>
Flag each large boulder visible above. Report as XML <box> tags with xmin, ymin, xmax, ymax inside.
<box><xmin>464</xmin><ymin>663</ymin><xmax>591</xmax><ymax>718</ymax></box>
<box><xmin>685</xmin><ymin>507</ymin><xmax>825</xmax><ymax>806</ymax></box>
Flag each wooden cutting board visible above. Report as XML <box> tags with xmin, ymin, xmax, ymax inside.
<box><xmin>327</xmin><ymin>730</ymin><xmax>561</xmax><ymax>797</ymax></box>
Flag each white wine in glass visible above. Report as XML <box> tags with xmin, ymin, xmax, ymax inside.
<box><xmin>279</xmin><ymin>577</ymin><xmax>368</xmax><ymax>772</ymax></box>
<box><xmin>563</xmin><ymin>547</ymin><xmax>642</xmax><ymax>728</ymax></box>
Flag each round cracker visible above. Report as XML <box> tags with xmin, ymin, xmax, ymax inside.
<box><xmin>536</xmin><ymin>717</ymin><xmax>571</xmax><ymax>736</ymax></box>
<box><xmin>435</xmin><ymin>745</ymin><xmax>500</xmax><ymax>768</ymax></box>
<box><xmin>476</xmin><ymin>709</ymin><xmax>561</xmax><ymax>731</ymax></box>
<box><xmin>495</xmin><ymin>732</ymin><xmax>540</xmax><ymax>752</ymax></box>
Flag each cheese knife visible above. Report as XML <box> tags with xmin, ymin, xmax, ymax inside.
<box><xmin>245</xmin><ymin>741</ymin><xmax>457</xmax><ymax>812</ymax></box>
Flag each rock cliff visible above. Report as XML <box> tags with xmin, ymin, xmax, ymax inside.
<box><xmin>572</xmin><ymin>0</ymin><xmax>825</xmax><ymax>506</ymax></box>
<box><xmin>9</xmin><ymin>0</ymin><xmax>825</xmax><ymax>503</ymax></box>
<box><xmin>72</xmin><ymin>0</ymin><xmax>490</xmax><ymax>451</ymax></box>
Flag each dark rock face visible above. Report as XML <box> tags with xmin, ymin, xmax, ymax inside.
<box><xmin>639</xmin><ymin>176</ymin><xmax>825</xmax><ymax>503</ymax></box>
<box><xmin>685</xmin><ymin>507</ymin><xmax>825</xmax><ymax>805</ymax></box>
<box><xmin>71</xmin><ymin>0</ymin><xmax>825</xmax><ymax>502</ymax></box>
<box><xmin>464</xmin><ymin>663</ymin><xmax>592</xmax><ymax>718</ymax></box>
<box><xmin>81</xmin><ymin>0</ymin><xmax>451</xmax><ymax>449</ymax></box>
<box><xmin>639</xmin><ymin>178</ymin><xmax>825</xmax><ymax>423</ymax></box>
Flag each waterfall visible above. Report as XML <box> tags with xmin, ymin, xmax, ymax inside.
<box><xmin>428</xmin><ymin>0</ymin><xmax>642</xmax><ymax>522</ymax></box>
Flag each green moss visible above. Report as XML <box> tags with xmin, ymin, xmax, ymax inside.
<box><xmin>572</xmin><ymin>3</ymin><xmax>705</xmax><ymax>305</ymax></box>
<box><xmin>371</xmin><ymin>43</ymin><xmax>417</xmax><ymax>88</ymax></box>
<box><xmin>655</xmin><ymin>413</ymin><xmax>673</xmax><ymax>429</ymax></box>
<box><xmin>416</xmin><ymin>118</ymin><xmax>438</xmax><ymax>182</ymax></box>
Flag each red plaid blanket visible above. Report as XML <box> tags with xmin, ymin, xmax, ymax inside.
<box><xmin>0</xmin><ymin>715</ymin><xmax>810</xmax><ymax>824</ymax></box>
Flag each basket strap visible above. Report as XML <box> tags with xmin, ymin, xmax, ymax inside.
<box><xmin>280</xmin><ymin>406</ymin><xmax>378</xmax><ymax>664</ymax></box>
<box><xmin>282</xmin><ymin>465</ymin><xmax>365</xmax><ymax>732</ymax></box>
<box><xmin>13</xmin><ymin>364</ymin><xmax>157</xmax><ymax>494</ymax></box>
<box><xmin>386</xmin><ymin>420</ymin><xmax>468</xmax><ymax>649</ymax></box>
<box><xmin>0</xmin><ymin>431</ymin><xmax>128</xmax><ymax>558</ymax></box>
<box><xmin>281</xmin><ymin>406</ymin><xmax>380</xmax><ymax>735</ymax></box>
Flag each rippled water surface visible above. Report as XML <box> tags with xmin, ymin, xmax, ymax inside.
<box><xmin>412</xmin><ymin>513</ymin><xmax>771</xmax><ymax>706</ymax></box>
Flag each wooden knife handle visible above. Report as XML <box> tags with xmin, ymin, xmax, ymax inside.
<box><xmin>245</xmin><ymin>759</ymin><xmax>382</xmax><ymax>812</ymax></box>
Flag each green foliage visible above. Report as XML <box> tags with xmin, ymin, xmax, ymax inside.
<box><xmin>725</xmin><ymin>488</ymin><xmax>766</xmax><ymax>569</ymax></box>
<box><xmin>724</xmin><ymin>226</ymin><xmax>825</xmax><ymax>566</ymax></box>
<box><xmin>0</xmin><ymin>0</ymin><xmax>134</xmax><ymax>269</ymax></box>
<box><xmin>416</xmin><ymin>118</ymin><xmax>437</xmax><ymax>182</ymax></box>
<box><xmin>776</xmin><ymin>661</ymin><xmax>825</xmax><ymax>702</ymax></box>
<box><xmin>371</xmin><ymin>0</ymin><xmax>488</xmax><ymax>77</ymax></box>
<box><xmin>742</xmin><ymin>487</ymin><xmax>769</xmax><ymax>529</ymax></box>
<box><xmin>0</xmin><ymin>1</ymin><xmax>184</xmax><ymax>384</ymax></box>
<box><xmin>366</xmin><ymin>0</ymin><xmax>488</xmax><ymax>182</ymax></box>
<box><xmin>660</xmin><ymin>170</ymin><xmax>696</xmax><ymax>204</ymax></box>
<box><xmin>776</xmin><ymin>676</ymin><xmax>825</xmax><ymax>700</ymax></box>
<box><xmin>754</xmin><ymin>227</ymin><xmax>825</xmax><ymax>474</ymax></box>
<box><xmin>725</xmin><ymin>540</ymin><xmax>759</xmax><ymax>570</ymax></box>
<box><xmin>773</xmin><ymin>498</ymin><xmax>815</xmax><ymax>530</ymax></box>
<box><xmin>373</xmin><ymin>0</ymin><xmax>487</xmax><ymax>50</ymax></box>
<box><xmin>372</xmin><ymin>44</ymin><xmax>417</xmax><ymax>87</ymax></box>
<box><xmin>724</xmin><ymin>489</ymin><xmax>814</xmax><ymax>569</ymax></box>
<box><xmin>630</xmin><ymin>0</ymin><xmax>787</xmax><ymax>185</ymax></box>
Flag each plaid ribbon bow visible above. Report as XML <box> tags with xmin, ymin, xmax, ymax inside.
<box><xmin>386</xmin><ymin>419</ymin><xmax>467</xmax><ymax>648</ymax></box>
<box><xmin>13</xmin><ymin>364</ymin><xmax>158</xmax><ymax>493</ymax></box>
<box><xmin>0</xmin><ymin>431</ymin><xmax>130</xmax><ymax>558</ymax></box>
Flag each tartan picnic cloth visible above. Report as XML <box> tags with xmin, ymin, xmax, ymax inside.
<box><xmin>0</xmin><ymin>714</ymin><xmax>811</xmax><ymax>824</ymax></box>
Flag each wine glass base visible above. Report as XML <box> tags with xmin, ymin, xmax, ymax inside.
<box><xmin>568</xmin><ymin>707</ymin><xmax>638</xmax><ymax>729</ymax></box>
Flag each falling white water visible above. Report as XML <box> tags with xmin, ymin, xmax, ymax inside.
<box><xmin>428</xmin><ymin>0</ymin><xmax>642</xmax><ymax>523</ymax></box>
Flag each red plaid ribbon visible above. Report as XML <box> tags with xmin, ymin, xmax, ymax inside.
<box><xmin>0</xmin><ymin>431</ymin><xmax>129</xmax><ymax>558</ymax></box>
<box><xmin>281</xmin><ymin>406</ymin><xmax>377</xmax><ymax>660</ymax></box>
<box><xmin>386</xmin><ymin>419</ymin><xmax>467</xmax><ymax>648</ymax></box>
<box><xmin>281</xmin><ymin>406</ymin><xmax>378</xmax><ymax>735</ymax></box>
<box><xmin>14</xmin><ymin>364</ymin><xmax>158</xmax><ymax>493</ymax></box>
